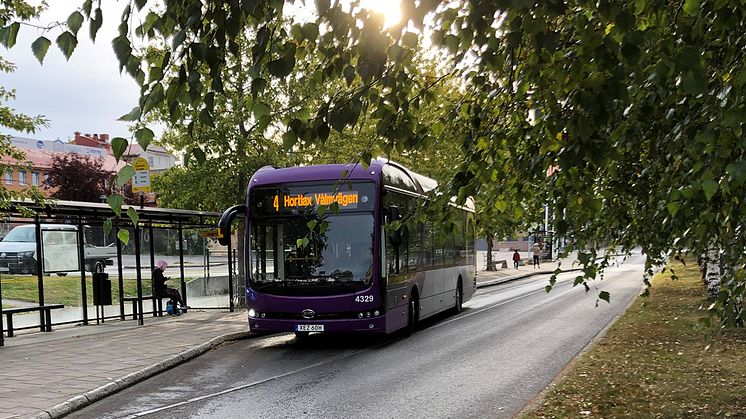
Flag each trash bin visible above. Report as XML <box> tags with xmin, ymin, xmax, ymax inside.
<box><xmin>92</xmin><ymin>272</ymin><xmax>112</xmax><ymax>306</ymax></box>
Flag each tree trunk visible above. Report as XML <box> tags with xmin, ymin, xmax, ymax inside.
<box><xmin>704</xmin><ymin>247</ymin><xmax>721</xmax><ymax>300</ymax></box>
<box><xmin>486</xmin><ymin>234</ymin><xmax>494</xmax><ymax>271</ymax></box>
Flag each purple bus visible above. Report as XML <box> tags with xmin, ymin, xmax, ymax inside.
<box><xmin>218</xmin><ymin>159</ymin><xmax>476</xmax><ymax>336</ymax></box>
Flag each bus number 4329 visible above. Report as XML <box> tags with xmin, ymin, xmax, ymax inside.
<box><xmin>354</xmin><ymin>295</ymin><xmax>374</xmax><ymax>303</ymax></box>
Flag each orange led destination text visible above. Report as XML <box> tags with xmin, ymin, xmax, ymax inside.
<box><xmin>273</xmin><ymin>192</ymin><xmax>358</xmax><ymax>211</ymax></box>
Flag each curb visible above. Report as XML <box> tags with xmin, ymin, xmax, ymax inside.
<box><xmin>476</xmin><ymin>267</ymin><xmax>583</xmax><ymax>288</ymax></box>
<box><xmin>476</xmin><ymin>270</ymin><xmax>555</xmax><ymax>288</ymax></box>
<box><xmin>32</xmin><ymin>330</ymin><xmax>252</xmax><ymax>419</ymax></box>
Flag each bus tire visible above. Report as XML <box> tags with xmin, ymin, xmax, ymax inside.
<box><xmin>453</xmin><ymin>278</ymin><xmax>463</xmax><ymax>314</ymax></box>
<box><xmin>406</xmin><ymin>289</ymin><xmax>419</xmax><ymax>336</ymax></box>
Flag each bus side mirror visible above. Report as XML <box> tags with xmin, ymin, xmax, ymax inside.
<box><xmin>218</xmin><ymin>204</ymin><xmax>247</xmax><ymax>246</ymax></box>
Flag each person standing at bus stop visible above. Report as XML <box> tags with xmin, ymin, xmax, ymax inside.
<box><xmin>531</xmin><ymin>243</ymin><xmax>542</xmax><ymax>268</ymax></box>
<box><xmin>512</xmin><ymin>249</ymin><xmax>521</xmax><ymax>269</ymax></box>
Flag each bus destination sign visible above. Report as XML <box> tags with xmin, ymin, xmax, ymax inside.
<box><xmin>273</xmin><ymin>191</ymin><xmax>359</xmax><ymax>212</ymax></box>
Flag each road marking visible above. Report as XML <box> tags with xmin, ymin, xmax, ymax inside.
<box><xmin>128</xmin><ymin>351</ymin><xmax>365</xmax><ymax>418</ymax></box>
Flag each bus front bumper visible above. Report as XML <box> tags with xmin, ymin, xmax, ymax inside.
<box><xmin>248</xmin><ymin>316</ymin><xmax>387</xmax><ymax>333</ymax></box>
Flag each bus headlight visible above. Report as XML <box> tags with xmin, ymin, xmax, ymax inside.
<box><xmin>374</xmin><ymin>310</ymin><xmax>380</xmax><ymax>316</ymax></box>
<box><xmin>248</xmin><ymin>309</ymin><xmax>256</xmax><ymax>318</ymax></box>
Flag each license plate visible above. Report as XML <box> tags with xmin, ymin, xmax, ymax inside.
<box><xmin>296</xmin><ymin>324</ymin><xmax>324</xmax><ymax>332</ymax></box>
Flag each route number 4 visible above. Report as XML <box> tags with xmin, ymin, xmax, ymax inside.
<box><xmin>355</xmin><ymin>295</ymin><xmax>374</xmax><ymax>303</ymax></box>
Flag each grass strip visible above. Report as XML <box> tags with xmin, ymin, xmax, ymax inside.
<box><xmin>523</xmin><ymin>259</ymin><xmax>746</xmax><ymax>418</ymax></box>
<box><xmin>1</xmin><ymin>275</ymin><xmax>156</xmax><ymax>306</ymax></box>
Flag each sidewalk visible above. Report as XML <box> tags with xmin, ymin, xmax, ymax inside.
<box><xmin>476</xmin><ymin>257</ymin><xmax>579</xmax><ymax>288</ymax></box>
<box><xmin>0</xmin><ymin>311</ymin><xmax>249</xmax><ymax>419</ymax></box>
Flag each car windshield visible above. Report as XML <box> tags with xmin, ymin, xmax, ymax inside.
<box><xmin>2</xmin><ymin>227</ymin><xmax>36</xmax><ymax>242</ymax></box>
<box><xmin>250</xmin><ymin>213</ymin><xmax>374</xmax><ymax>290</ymax></box>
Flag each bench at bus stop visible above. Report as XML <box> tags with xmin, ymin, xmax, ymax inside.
<box><xmin>487</xmin><ymin>259</ymin><xmax>508</xmax><ymax>270</ymax></box>
<box><xmin>2</xmin><ymin>304</ymin><xmax>65</xmax><ymax>337</ymax></box>
<box><xmin>121</xmin><ymin>295</ymin><xmax>171</xmax><ymax>319</ymax></box>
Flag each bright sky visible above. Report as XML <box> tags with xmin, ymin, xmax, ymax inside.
<box><xmin>0</xmin><ymin>1</ymin><xmax>403</xmax><ymax>142</ymax></box>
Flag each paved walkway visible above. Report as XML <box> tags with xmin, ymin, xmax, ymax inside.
<box><xmin>0</xmin><ymin>311</ymin><xmax>249</xmax><ymax>419</ymax></box>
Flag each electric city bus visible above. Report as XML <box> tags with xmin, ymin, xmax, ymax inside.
<box><xmin>218</xmin><ymin>159</ymin><xmax>476</xmax><ymax>336</ymax></box>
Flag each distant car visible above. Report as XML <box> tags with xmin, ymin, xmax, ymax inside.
<box><xmin>0</xmin><ymin>224</ymin><xmax>116</xmax><ymax>275</ymax></box>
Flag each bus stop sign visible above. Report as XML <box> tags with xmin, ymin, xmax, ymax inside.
<box><xmin>132</xmin><ymin>157</ymin><xmax>151</xmax><ymax>193</ymax></box>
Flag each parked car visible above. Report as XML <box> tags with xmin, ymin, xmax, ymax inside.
<box><xmin>0</xmin><ymin>224</ymin><xmax>116</xmax><ymax>275</ymax></box>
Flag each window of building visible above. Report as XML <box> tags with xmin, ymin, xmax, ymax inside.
<box><xmin>5</xmin><ymin>171</ymin><xmax>12</xmax><ymax>185</ymax></box>
<box><xmin>19</xmin><ymin>171</ymin><xmax>26</xmax><ymax>185</ymax></box>
<box><xmin>148</xmin><ymin>157</ymin><xmax>154</xmax><ymax>166</ymax></box>
<box><xmin>32</xmin><ymin>171</ymin><xmax>39</xmax><ymax>186</ymax></box>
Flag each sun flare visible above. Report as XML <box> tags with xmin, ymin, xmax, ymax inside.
<box><xmin>360</xmin><ymin>0</ymin><xmax>402</xmax><ymax>28</ymax></box>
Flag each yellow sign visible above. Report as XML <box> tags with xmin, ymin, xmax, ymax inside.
<box><xmin>273</xmin><ymin>191</ymin><xmax>359</xmax><ymax>212</ymax></box>
<box><xmin>200</xmin><ymin>229</ymin><xmax>223</xmax><ymax>238</ymax></box>
<box><xmin>131</xmin><ymin>157</ymin><xmax>151</xmax><ymax>193</ymax></box>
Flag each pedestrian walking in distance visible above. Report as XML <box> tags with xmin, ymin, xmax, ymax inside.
<box><xmin>512</xmin><ymin>249</ymin><xmax>521</xmax><ymax>269</ymax></box>
<box><xmin>532</xmin><ymin>243</ymin><xmax>542</xmax><ymax>268</ymax></box>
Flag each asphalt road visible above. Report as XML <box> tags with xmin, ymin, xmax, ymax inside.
<box><xmin>71</xmin><ymin>253</ymin><xmax>645</xmax><ymax>419</ymax></box>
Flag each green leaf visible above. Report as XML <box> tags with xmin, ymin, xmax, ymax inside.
<box><xmin>296</xmin><ymin>237</ymin><xmax>309</xmax><ymax>248</ymax></box>
<box><xmin>67</xmin><ymin>11</ymin><xmax>84</xmax><ymax>35</ymax></box>
<box><xmin>317</xmin><ymin>205</ymin><xmax>327</xmax><ymax>217</ymax></box>
<box><xmin>307</xmin><ymin>220</ymin><xmax>317</xmax><ymax>230</ymax></box>
<box><xmin>108</xmin><ymin>194</ymin><xmax>124</xmax><ymax>217</ymax></box>
<box><xmin>116</xmin><ymin>165</ymin><xmax>135</xmax><ymax>187</ymax></box>
<box><xmin>253</xmin><ymin>101</ymin><xmax>271</xmax><ymax>119</ymax></box>
<box><xmin>251</xmin><ymin>78</ymin><xmax>267</xmax><ymax>98</ymax></box>
<box><xmin>111</xmin><ymin>137</ymin><xmax>128</xmax><ymax>162</ymax></box>
<box><xmin>90</xmin><ymin>7</ymin><xmax>103</xmax><ymax>42</ymax></box>
<box><xmin>682</xmin><ymin>70</ymin><xmax>705</xmax><ymax>95</ymax></box>
<box><xmin>118</xmin><ymin>106</ymin><xmax>141</xmax><ymax>121</ymax></box>
<box><xmin>315</xmin><ymin>0</ymin><xmax>331</xmax><ymax>14</ymax></box>
<box><xmin>701</xmin><ymin>178</ymin><xmax>717</xmax><ymax>200</ymax></box>
<box><xmin>598</xmin><ymin>291</ymin><xmax>610</xmax><ymax>303</ymax></box>
<box><xmin>402</xmin><ymin>32</ymin><xmax>418</xmax><ymax>48</ymax></box>
<box><xmin>172</xmin><ymin>29</ymin><xmax>187</xmax><ymax>50</ymax></box>
<box><xmin>301</xmin><ymin>23</ymin><xmax>319</xmax><ymax>41</ymax></box>
<box><xmin>666</xmin><ymin>201</ymin><xmax>681</xmax><ymax>215</ymax></box>
<box><xmin>31</xmin><ymin>36</ymin><xmax>52</xmax><ymax>64</ymax></box>
<box><xmin>135</xmin><ymin>127</ymin><xmax>154</xmax><ymax>151</ymax></box>
<box><xmin>282</xmin><ymin>131</ymin><xmax>297</xmax><ymax>150</ymax></box>
<box><xmin>112</xmin><ymin>35</ymin><xmax>132</xmax><ymax>70</ymax></box>
<box><xmin>127</xmin><ymin>207</ymin><xmax>139</xmax><ymax>227</ymax></box>
<box><xmin>56</xmin><ymin>32</ymin><xmax>78</xmax><ymax>60</ymax></box>
<box><xmin>117</xmin><ymin>229</ymin><xmax>130</xmax><ymax>245</ymax></box>
<box><xmin>0</xmin><ymin>22</ymin><xmax>20</xmax><ymax>48</ymax></box>
<box><xmin>267</xmin><ymin>56</ymin><xmax>295</xmax><ymax>78</ymax></box>
<box><xmin>103</xmin><ymin>218</ymin><xmax>112</xmax><ymax>237</ymax></box>
<box><xmin>192</xmin><ymin>147</ymin><xmax>206</xmax><ymax>164</ymax></box>
<box><xmin>343</xmin><ymin>65</ymin><xmax>355</xmax><ymax>86</ymax></box>
<box><xmin>683</xmin><ymin>0</ymin><xmax>699</xmax><ymax>16</ymax></box>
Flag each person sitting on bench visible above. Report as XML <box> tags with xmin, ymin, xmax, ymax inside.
<box><xmin>153</xmin><ymin>260</ymin><xmax>188</xmax><ymax>312</ymax></box>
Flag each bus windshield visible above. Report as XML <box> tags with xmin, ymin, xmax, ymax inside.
<box><xmin>250</xmin><ymin>212</ymin><xmax>375</xmax><ymax>293</ymax></box>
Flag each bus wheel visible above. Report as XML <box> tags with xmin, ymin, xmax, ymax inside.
<box><xmin>453</xmin><ymin>280</ymin><xmax>463</xmax><ymax>314</ymax></box>
<box><xmin>294</xmin><ymin>331</ymin><xmax>310</xmax><ymax>339</ymax></box>
<box><xmin>406</xmin><ymin>290</ymin><xmax>419</xmax><ymax>336</ymax></box>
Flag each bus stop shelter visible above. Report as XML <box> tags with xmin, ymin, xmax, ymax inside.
<box><xmin>0</xmin><ymin>200</ymin><xmax>243</xmax><ymax>347</ymax></box>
